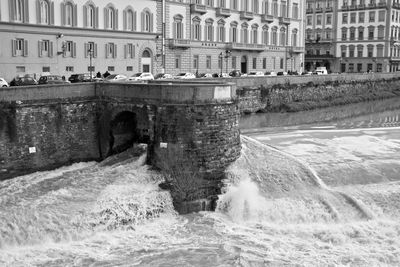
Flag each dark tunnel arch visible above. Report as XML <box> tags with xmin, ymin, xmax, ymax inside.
<box><xmin>108</xmin><ymin>111</ymin><xmax>140</xmax><ymax>156</ymax></box>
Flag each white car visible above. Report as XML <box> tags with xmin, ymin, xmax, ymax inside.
<box><xmin>104</xmin><ymin>74</ymin><xmax>127</xmax><ymax>82</ymax></box>
<box><xmin>247</xmin><ymin>71</ymin><xmax>264</xmax><ymax>76</ymax></box>
<box><xmin>0</xmin><ymin>78</ymin><xmax>9</xmax><ymax>87</ymax></box>
<box><xmin>128</xmin><ymin>72</ymin><xmax>154</xmax><ymax>81</ymax></box>
<box><xmin>174</xmin><ymin>72</ymin><xmax>196</xmax><ymax>79</ymax></box>
<box><xmin>265</xmin><ymin>71</ymin><xmax>278</xmax><ymax>76</ymax></box>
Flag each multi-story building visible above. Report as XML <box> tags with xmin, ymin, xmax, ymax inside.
<box><xmin>163</xmin><ymin>0</ymin><xmax>306</xmax><ymax>75</ymax></box>
<box><xmin>0</xmin><ymin>0</ymin><xmax>158</xmax><ymax>81</ymax></box>
<box><xmin>306</xmin><ymin>0</ymin><xmax>400</xmax><ymax>73</ymax></box>
<box><xmin>0</xmin><ymin>0</ymin><xmax>306</xmax><ymax>81</ymax></box>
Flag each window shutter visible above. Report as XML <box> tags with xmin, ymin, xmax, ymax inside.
<box><xmin>199</xmin><ymin>25</ymin><xmax>202</xmax><ymax>40</ymax></box>
<box><xmin>49</xmin><ymin>41</ymin><xmax>53</xmax><ymax>57</ymax></box>
<box><xmin>132</xmin><ymin>45</ymin><xmax>135</xmax><ymax>58</ymax></box>
<box><xmin>229</xmin><ymin>28</ymin><xmax>232</xmax><ymax>42</ymax></box>
<box><xmin>134</xmin><ymin>11</ymin><xmax>137</xmax><ymax>31</ymax></box>
<box><xmin>62</xmin><ymin>41</ymin><xmax>66</xmax><ymax>57</ymax></box>
<box><xmin>105</xmin><ymin>43</ymin><xmax>108</xmax><ymax>58</ymax></box>
<box><xmin>23</xmin><ymin>0</ymin><xmax>29</xmax><ymax>23</ymax></box>
<box><xmin>123</xmin><ymin>10</ymin><xmax>126</xmax><ymax>30</ymax></box>
<box><xmin>73</xmin><ymin>4</ymin><xmax>77</xmax><ymax>26</ymax></box>
<box><xmin>84</xmin><ymin>43</ymin><xmax>88</xmax><ymax>58</ymax></box>
<box><xmin>114</xmin><ymin>44</ymin><xmax>117</xmax><ymax>58</ymax></box>
<box><xmin>83</xmin><ymin>5</ymin><xmax>87</xmax><ymax>27</ymax></box>
<box><xmin>173</xmin><ymin>22</ymin><xmax>176</xmax><ymax>38</ymax></box>
<box><xmin>124</xmin><ymin>44</ymin><xmax>127</xmax><ymax>58</ymax></box>
<box><xmin>11</xmin><ymin>40</ymin><xmax>16</xmax><ymax>57</ymax></box>
<box><xmin>141</xmin><ymin>12</ymin><xmax>144</xmax><ymax>31</ymax></box>
<box><xmin>104</xmin><ymin>7</ymin><xmax>108</xmax><ymax>28</ymax></box>
<box><xmin>115</xmin><ymin>10</ymin><xmax>119</xmax><ymax>30</ymax></box>
<box><xmin>36</xmin><ymin>0</ymin><xmax>40</xmax><ymax>23</ymax></box>
<box><xmin>94</xmin><ymin>43</ymin><xmax>97</xmax><ymax>58</ymax></box>
<box><xmin>38</xmin><ymin>41</ymin><xmax>42</xmax><ymax>57</ymax></box>
<box><xmin>95</xmin><ymin>7</ymin><xmax>99</xmax><ymax>28</ymax></box>
<box><xmin>23</xmin><ymin>40</ymin><xmax>28</xmax><ymax>56</ymax></box>
<box><xmin>50</xmin><ymin>2</ymin><xmax>54</xmax><ymax>25</ymax></box>
<box><xmin>72</xmin><ymin>42</ymin><xmax>76</xmax><ymax>58</ymax></box>
<box><xmin>150</xmin><ymin>13</ymin><xmax>154</xmax><ymax>32</ymax></box>
<box><xmin>61</xmin><ymin>3</ymin><xmax>65</xmax><ymax>26</ymax></box>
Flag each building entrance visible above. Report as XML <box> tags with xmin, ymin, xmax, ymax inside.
<box><xmin>241</xmin><ymin>56</ymin><xmax>247</xmax><ymax>74</ymax></box>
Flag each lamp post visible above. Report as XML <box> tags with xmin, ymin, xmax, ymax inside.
<box><xmin>219</xmin><ymin>52</ymin><xmax>223</xmax><ymax>77</ymax></box>
<box><xmin>88</xmin><ymin>48</ymin><xmax>93</xmax><ymax>81</ymax></box>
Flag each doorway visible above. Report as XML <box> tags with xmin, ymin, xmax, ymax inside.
<box><xmin>241</xmin><ymin>56</ymin><xmax>247</xmax><ymax>74</ymax></box>
<box><xmin>142</xmin><ymin>50</ymin><xmax>152</xmax><ymax>73</ymax></box>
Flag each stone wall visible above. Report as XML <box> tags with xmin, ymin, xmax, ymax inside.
<box><xmin>0</xmin><ymin>99</ymin><xmax>100</xmax><ymax>179</ymax></box>
<box><xmin>237</xmin><ymin>78</ymin><xmax>400</xmax><ymax>113</ymax></box>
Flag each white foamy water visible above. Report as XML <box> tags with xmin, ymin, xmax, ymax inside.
<box><xmin>1</xmin><ymin>125</ymin><xmax>400</xmax><ymax>265</ymax></box>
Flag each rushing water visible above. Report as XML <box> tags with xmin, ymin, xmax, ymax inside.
<box><xmin>1</xmin><ymin>98</ymin><xmax>400</xmax><ymax>266</ymax></box>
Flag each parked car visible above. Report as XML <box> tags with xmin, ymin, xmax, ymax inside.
<box><xmin>0</xmin><ymin>77</ymin><xmax>9</xmax><ymax>87</ymax></box>
<box><xmin>315</xmin><ymin>67</ymin><xmax>328</xmax><ymax>75</ymax></box>
<box><xmin>247</xmin><ymin>71</ymin><xmax>264</xmax><ymax>77</ymax></box>
<box><xmin>174</xmin><ymin>72</ymin><xmax>196</xmax><ymax>79</ymax></box>
<box><xmin>38</xmin><ymin>75</ymin><xmax>70</xmax><ymax>85</ymax></box>
<box><xmin>277</xmin><ymin>71</ymin><xmax>288</xmax><ymax>76</ymax></box>
<box><xmin>154</xmin><ymin>73</ymin><xmax>173</xmax><ymax>80</ymax></box>
<box><xmin>103</xmin><ymin>74</ymin><xmax>127</xmax><ymax>82</ymax></box>
<box><xmin>9</xmin><ymin>77</ymin><xmax>38</xmax><ymax>86</ymax></box>
<box><xmin>68</xmin><ymin>73</ymin><xmax>93</xmax><ymax>83</ymax></box>
<box><xmin>127</xmin><ymin>72</ymin><xmax>154</xmax><ymax>81</ymax></box>
<box><xmin>199</xmin><ymin>73</ymin><xmax>213</xmax><ymax>78</ymax></box>
<box><xmin>220</xmin><ymin>73</ymin><xmax>230</xmax><ymax>78</ymax></box>
<box><xmin>264</xmin><ymin>71</ymin><xmax>278</xmax><ymax>76</ymax></box>
<box><xmin>229</xmin><ymin>70</ymin><xmax>241</xmax><ymax>77</ymax></box>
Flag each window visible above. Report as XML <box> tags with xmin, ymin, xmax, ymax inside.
<box><xmin>357</xmin><ymin>46</ymin><xmax>363</xmax><ymax>57</ymax></box>
<box><xmin>242</xmin><ymin>23</ymin><xmax>249</xmax><ymax>43</ymax></box>
<box><xmin>84</xmin><ymin>42</ymin><xmax>97</xmax><ymax>58</ymax></box>
<box><xmin>291</xmin><ymin>30</ymin><xmax>297</xmax><ymax>46</ymax></box>
<box><xmin>105</xmin><ymin>4</ymin><xmax>117</xmax><ymax>30</ymax></box>
<box><xmin>142</xmin><ymin>9</ymin><xmax>153</xmax><ymax>32</ymax></box>
<box><xmin>173</xmin><ymin>14</ymin><xmax>184</xmax><ymax>39</ymax></box>
<box><xmin>10</xmin><ymin>0</ymin><xmax>28</xmax><ymax>23</ymax></box>
<box><xmin>341</xmin><ymin>46</ymin><xmax>347</xmax><ymax>57</ymax></box>
<box><xmin>231</xmin><ymin>0</ymin><xmax>238</xmax><ymax>10</ymax></box>
<box><xmin>62</xmin><ymin>41</ymin><xmax>76</xmax><ymax>58</ymax></box>
<box><xmin>357</xmin><ymin>63</ymin><xmax>362</xmax><ymax>72</ymax></box>
<box><xmin>205</xmin><ymin>19</ymin><xmax>214</xmax><ymax>41</ymax></box>
<box><xmin>349</xmin><ymin>46</ymin><xmax>355</xmax><ymax>57</ymax></box>
<box><xmin>280</xmin><ymin>28</ymin><xmax>286</xmax><ymax>46</ymax></box>
<box><xmin>127</xmin><ymin>66</ymin><xmax>133</xmax><ymax>71</ymax></box>
<box><xmin>124</xmin><ymin>43</ymin><xmax>135</xmax><ymax>58</ymax></box>
<box><xmin>281</xmin><ymin>1</ymin><xmax>287</xmax><ymax>17</ymax></box>
<box><xmin>280</xmin><ymin>58</ymin><xmax>283</xmax><ymax>69</ymax></box>
<box><xmin>16</xmin><ymin>66</ymin><xmax>26</xmax><ymax>72</ymax></box>
<box><xmin>316</xmin><ymin>15</ymin><xmax>322</xmax><ymax>25</ymax></box>
<box><xmin>271</xmin><ymin>27</ymin><xmax>277</xmax><ymax>45</ymax></box>
<box><xmin>350</xmin><ymin>13</ymin><xmax>356</xmax><ymax>23</ymax></box>
<box><xmin>42</xmin><ymin>66</ymin><xmax>50</xmax><ymax>72</ymax></box>
<box><xmin>206</xmin><ymin>0</ymin><xmax>214</xmax><ymax>7</ymax></box>
<box><xmin>369</xmin><ymin>11</ymin><xmax>375</xmax><ymax>22</ymax></box>
<box><xmin>193</xmin><ymin>17</ymin><xmax>201</xmax><ymax>40</ymax></box>
<box><xmin>263</xmin><ymin>58</ymin><xmax>266</xmax><ymax>69</ymax></box>
<box><xmin>292</xmin><ymin>3</ymin><xmax>299</xmax><ymax>19</ymax></box>
<box><xmin>263</xmin><ymin>26</ymin><xmax>269</xmax><ymax>45</ymax></box>
<box><xmin>377</xmin><ymin>45</ymin><xmax>384</xmax><ymax>57</ymax></box>
<box><xmin>124</xmin><ymin>8</ymin><xmax>136</xmax><ymax>31</ymax></box>
<box><xmin>377</xmin><ymin>63</ymin><xmax>382</xmax><ymax>72</ymax></box>
<box><xmin>378</xmin><ymin>10</ymin><xmax>385</xmax><ymax>22</ymax></box>
<box><xmin>88</xmin><ymin>65</ymin><xmax>95</xmax><ymax>72</ymax></box>
<box><xmin>378</xmin><ymin>26</ymin><xmax>384</xmax><ymax>40</ymax></box>
<box><xmin>12</xmin><ymin>38</ymin><xmax>28</xmax><ymax>57</ymax></box>
<box><xmin>175</xmin><ymin>55</ymin><xmax>181</xmax><ymax>69</ymax></box>
<box><xmin>108</xmin><ymin>66</ymin><xmax>115</xmax><ymax>71</ymax></box>
<box><xmin>307</xmin><ymin>16</ymin><xmax>312</xmax><ymax>25</ymax></box>
<box><xmin>326</xmin><ymin>14</ymin><xmax>332</xmax><ymax>25</ymax></box>
<box><xmin>251</xmin><ymin>24</ymin><xmax>258</xmax><ymax>44</ymax></box>
<box><xmin>84</xmin><ymin>3</ymin><xmax>97</xmax><ymax>28</ymax></box>
<box><xmin>272</xmin><ymin>0</ymin><xmax>278</xmax><ymax>16</ymax></box>
<box><xmin>206</xmin><ymin>55</ymin><xmax>211</xmax><ymax>69</ymax></box>
<box><xmin>62</xmin><ymin>1</ymin><xmax>76</xmax><ymax>26</ymax></box>
<box><xmin>359</xmin><ymin>27</ymin><xmax>364</xmax><ymax>40</ymax></box>
<box><xmin>218</xmin><ymin>21</ymin><xmax>226</xmax><ymax>42</ymax></box>
<box><xmin>368</xmin><ymin>27</ymin><xmax>375</xmax><ymax>40</ymax></box>
<box><xmin>39</xmin><ymin>0</ymin><xmax>50</xmax><ymax>24</ymax></box>
<box><xmin>38</xmin><ymin>40</ymin><xmax>53</xmax><ymax>57</ymax></box>
<box><xmin>66</xmin><ymin>66</ymin><xmax>74</xmax><ymax>72</ymax></box>
<box><xmin>193</xmin><ymin>55</ymin><xmax>199</xmax><ymax>70</ymax></box>
<box><xmin>350</xmin><ymin>28</ymin><xmax>355</xmax><ymax>40</ymax></box>
<box><xmin>218</xmin><ymin>56</ymin><xmax>222</xmax><ymax>69</ymax></box>
<box><xmin>367</xmin><ymin>45</ymin><xmax>374</xmax><ymax>57</ymax></box>
<box><xmin>348</xmin><ymin>63</ymin><xmax>354</xmax><ymax>73</ymax></box>
<box><xmin>359</xmin><ymin>12</ymin><xmax>365</xmax><ymax>23</ymax></box>
<box><xmin>342</xmin><ymin>28</ymin><xmax>348</xmax><ymax>40</ymax></box>
<box><xmin>252</xmin><ymin>58</ymin><xmax>257</xmax><ymax>69</ymax></box>
<box><xmin>343</xmin><ymin>13</ymin><xmax>348</xmax><ymax>23</ymax></box>
<box><xmin>106</xmin><ymin>43</ymin><xmax>117</xmax><ymax>58</ymax></box>
<box><xmin>232</xmin><ymin>56</ymin><xmax>236</xmax><ymax>69</ymax></box>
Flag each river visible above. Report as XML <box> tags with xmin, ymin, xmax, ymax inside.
<box><xmin>1</xmin><ymin>98</ymin><xmax>400</xmax><ymax>266</ymax></box>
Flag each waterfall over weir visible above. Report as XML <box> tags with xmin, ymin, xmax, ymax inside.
<box><xmin>1</xmin><ymin>134</ymin><xmax>400</xmax><ymax>266</ymax></box>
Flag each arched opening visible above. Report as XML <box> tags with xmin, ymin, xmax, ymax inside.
<box><xmin>241</xmin><ymin>55</ymin><xmax>247</xmax><ymax>74</ymax></box>
<box><xmin>141</xmin><ymin>49</ymin><xmax>152</xmax><ymax>73</ymax></box>
<box><xmin>108</xmin><ymin>111</ymin><xmax>139</xmax><ymax>156</ymax></box>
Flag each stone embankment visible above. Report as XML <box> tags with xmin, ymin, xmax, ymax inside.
<box><xmin>235</xmin><ymin>74</ymin><xmax>400</xmax><ymax>114</ymax></box>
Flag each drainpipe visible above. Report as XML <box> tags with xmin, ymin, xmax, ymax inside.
<box><xmin>162</xmin><ymin>0</ymin><xmax>166</xmax><ymax>73</ymax></box>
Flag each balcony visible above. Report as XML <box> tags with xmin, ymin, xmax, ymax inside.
<box><xmin>227</xmin><ymin>42</ymin><xmax>266</xmax><ymax>51</ymax></box>
<box><xmin>377</xmin><ymin>2</ymin><xmax>387</xmax><ymax>8</ymax></box>
<box><xmin>341</xmin><ymin>4</ymin><xmax>349</xmax><ymax>10</ymax></box>
<box><xmin>190</xmin><ymin>4</ymin><xmax>207</xmax><ymax>14</ymax></box>
<box><xmin>368</xmin><ymin>3</ymin><xmax>376</xmax><ymax>7</ymax></box>
<box><xmin>168</xmin><ymin>39</ymin><xmax>192</xmax><ymax>48</ymax></box>
<box><xmin>357</xmin><ymin>4</ymin><xmax>366</xmax><ymax>9</ymax></box>
<box><xmin>315</xmin><ymin>7</ymin><xmax>323</xmax><ymax>13</ymax></box>
<box><xmin>261</xmin><ymin>14</ymin><xmax>274</xmax><ymax>23</ymax></box>
<box><xmin>349</xmin><ymin>5</ymin><xmax>356</xmax><ymax>10</ymax></box>
<box><xmin>325</xmin><ymin>6</ymin><xmax>333</xmax><ymax>12</ymax></box>
<box><xmin>306</xmin><ymin>8</ymin><xmax>313</xmax><ymax>14</ymax></box>
<box><xmin>216</xmin><ymin>7</ymin><xmax>231</xmax><ymax>17</ymax></box>
<box><xmin>240</xmin><ymin>11</ymin><xmax>254</xmax><ymax>20</ymax></box>
<box><xmin>279</xmin><ymin>17</ymin><xmax>290</xmax><ymax>25</ymax></box>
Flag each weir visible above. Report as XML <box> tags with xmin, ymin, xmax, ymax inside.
<box><xmin>0</xmin><ymin>81</ymin><xmax>241</xmax><ymax>213</ymax></box>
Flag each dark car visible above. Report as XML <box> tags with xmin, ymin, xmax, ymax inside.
<box><xmin>68</xmin><ymin>73</ymin><xmax>93</xmax><ymax>83</ymax></box>
<box><xmin>229</xmin><ymin>70</ymin><xmax>242</xmax><ymax>77</ymax></box>
<box><xmin>38</xmin><ymin>75</ymin><xmax>70</xmax><ymax>85</ymax></box>
<box><xmin>9</xmin><ymin>77</ymin><xmax>38</xmax><ymax>86</ymax></box>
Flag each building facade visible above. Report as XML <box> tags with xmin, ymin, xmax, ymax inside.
<box><xmin>0</xmin><ymin>0</ymin><xmax>306</xmax><ymax>81</ymax></box>
<box><xmin>0</xmin><ymin>0</ymin><xmax>158</xmax><ymax>81</ymax></box>
<box><xmin>305</xmin><ymin>0</ymin><xmax>400</xmax><ymax>73</ymax></box>
<box><xmin>163</xmin><ymin>0</ymin><xmax>305</xmax><ymax>75</ymax></box>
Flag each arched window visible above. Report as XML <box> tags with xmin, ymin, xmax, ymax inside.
<box><xmin>205</xmin><ymin>18</ymin><xmax>214</xmax><ymax>41</ymax></box>
<box><xmin>61</xmin><ymin>1</ymin><xmax>77</xmax><ymax>27</ymax></box>
<box><xmin>10</xmin><ymin>0</ymin><xmax>28</xmax><ymax>22</ymax></box>
<box><xmin>251</xmin><ymin>24</ymin><xmax>258</xmax><ymax>44</ymax></box>
<box><xmin>262</xmin><ymin>25</ymin><xmax>269</xmax><ymax>45</ymax></box>
<box><xmin>65</xmin><ymin>3</ymin><xmax>73</xmax><ymax>25</ymax></box>
<box><xmin>192</xmin><ymin>17</ymin><xmax>201</xmax><ymax>40</ymax></box>
<box><xmin>123</xmin><ymin>6</ymin><xmax>136</xmax><ymax>31</ymax></box>
<box><xmin>142</xmin><ymin>50</ymin><xmax>151</xmax><ymax>58</ymax></box>
<box><xmin>83</xmin><ymin>1</ymin><xmax>97</xmax><ymax>28</ymax></box>
<box><xmin>280</xmin><ymin>27</ymin><xmax>286</xmax><ymax>46</ymax></box>
<box><xmin>272</xmin><ymin>0</ymin><xmax>278</xmax><ymax>16</ymax></box>
<box><xmin>173</xmin><ymin>14</ymin><xmax>184</xmax><ymax>39</ymax></box>
<box><xmin>291</xmin><ymin>29</ymin><xmax>298</xmax><ymax>47</ymax></box>
<box><xmin>217</xmin><ymin>19</ymin><xmax>226</xmax><ymax>42</ymax></box>
<box><xmin>40</xmin><ymin>1</ymin><xmax>49</xmax><ymax>24</ymax></box>
<box><xmin>263</xmin><ymin>0</ymin><xmax>269</xmax><ymax>14</ymax></box>
<box><xmin>105</xmin><ymin>5</ymin><xmax>116</xmax><ymax>29</ymax></box>
<box><xmin>16</xmin><ymin>0</ymin><xmax>23</xmax><ymax>21</ymax></box>
<box><xmin>241</xmin><ymin>22</ymin><xmax>249</xmax><ymax>43</ymax></box>
<box><xmin>141</xmin><ymin>9</ymin><xmax>153</xmax><ymax>32</ymax></box>
<box><xmin>252</xmin><ymin>0</ymin><xmax>259</xmax><ymax>13</ymax></box>
<box><xmin>231</xmin><ymin>0</ymin><xmax>238</xmax><ymax>10</ymax></box>
<box><xmin>230</xmin><ymin>21</ymin><xmax>238</xmax><ymax>42</ymax></box>
<box><xmin>271</xmin><ymin>26</ymin><xmax>277</xmax><ymax>45</ymax></box>
<box><xmin>281</xmin><ymin>1</ymin><xmax>287</xmax><ymax>17</ymax></box>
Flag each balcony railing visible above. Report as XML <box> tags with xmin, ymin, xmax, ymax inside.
<box><xmin>315</xmin><ymin>7</ymin><xmax>323</xmax><ymax>12</ymax></box>
<box><xmin>261</xmin><ymin>14</ymin><xmax>274</xmax><ymax>23</ymax></box>
<box><xmin>227</xmin><ymin>42</ymin><xmax>266</xmax><ymax>51</ymax></box>
<box><xmin>239</xmin><ymin>11</ymin><xmax>254</xmax><ymax>20</ymax></box>
<box><xmin>190</xmin><ymin>4</ymin><xmax>207</xmax><ymax>14</ymax></box>
<box><xmin>168</xmin><ymin>39</ymin><xmax>192</xmax><ymax>48</ymax></box>
<box><xmin>216</xmin><ymin>7</ymin><xmax>231</xmax><ymax>17</ymax></box>
<box><xmin>325</xmin><ymin>6</ymin><xmax>333</xmax><ymax>12</ymax></box>
<box><xmin>279</xmin><ymin>17</ymin><xmax>290</xmax><ymax>25</ymax></box>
